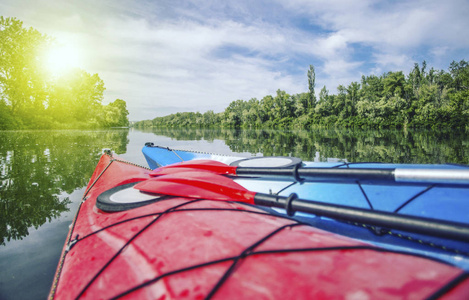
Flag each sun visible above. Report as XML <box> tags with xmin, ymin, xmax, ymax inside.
<box><xmin>44</xmin><ymin>43</ymin><xmax>83</xmax><ymax>76</ymax></box>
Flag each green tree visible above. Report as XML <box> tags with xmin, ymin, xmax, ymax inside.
<box><xmin>0</xmin><ymin>17</ymin><xmax>51</xmax><ymax>127</ymax></box>
<box><xmin>47</xmin><ymin>69</ymin><xmax>105</xmax><ymax>125</ymax></box>
<box><xmin>223</xmin><ymin>99</ymin><xmax>245</xmax><ymax>127</ymax></box>
<box><xmin>314</xmin><ymin>86</ymin><xmax>333</xmax><ymax>124</ymax></box>
<box><xmin>383</xmin><ymin>71</ymin><xmax>405</xmax><ymax>98</ymax></box>
<box><xmin>242</xmin><ymin>98</ymin><xmax>261</xmax><ymax>127</ymax></box>
<box><xmin>360</xmin><ymin>75</ymin><xmax>383</xmax><ymax>102</ymax></box>
<box><xmin>272</xmin><ymin>89</ymin><xmax>293</xmax><ymax>125</ymax></box>
<box><xmin>0</xmin><ymin>99</ymin><xmax>18</xmax><ymax>129</ymax></box>
<box><xmin>101</xmin><ymin>99</ymin><xmax>129</xmax><ymax>127</ymax></box>
<box><xmin>334</xmin><ymin>85</ymin><xmax>347</xmax><ymax>120</ymax></box>
<box><xmin>446</xmin><ymin>60</ymin><xmax>469</xmax><ymax>126</ymax></box>
<box><xmin>202</xmin><ymin>110</ymin><xmax>217</xmax><ymax>127</ymax></box>
<box><xmin>293</xmin><ymin>92</ymin><xmax>309</xmax><ymax>117</ymax></box>
<box><xmin>260</xmin><ymin>95</ymin><xmax>275</xmax><ymax>124</ymax></box>
<box><xmin>346</xmin><ymin>81</ymin><xmax>360</xmax><ymax>118</ymax></box>
<box><xmin>307</xmin><ymin>65</ymin><xmax>317</xmax><ymax>111</ymax></box>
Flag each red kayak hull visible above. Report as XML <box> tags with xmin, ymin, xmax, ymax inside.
<box><xmin>49</xmin><ymin>154</ymin><xmax>469</xmax><ymax>299</ymax></box>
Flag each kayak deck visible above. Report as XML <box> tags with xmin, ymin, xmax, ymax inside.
<box><xmin>49</xmin><ymin>154</ymin><xmax>469</xmax><ymax>299</ymax></box>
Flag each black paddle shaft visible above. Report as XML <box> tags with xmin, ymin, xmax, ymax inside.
<box><xmin>253</xmin><ymin>193</ymin><xmax>469</xmax><ymax>242</ymax></box>
<box><xmin>236</xmin><ymin>167</ymin><xmax>395</xmax><ymax>182</ymax></box>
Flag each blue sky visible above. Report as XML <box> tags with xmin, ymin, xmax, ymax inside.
<box><xmin>2</xmin><ymin>0</ymin><xmax>468</xmax><ymax>120</ymax></box>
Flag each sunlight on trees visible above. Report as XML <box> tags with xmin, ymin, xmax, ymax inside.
<box><xmin>0</xmin><ymin>16</ymin><xmax>129</xmax><ymax>129</ymax></box>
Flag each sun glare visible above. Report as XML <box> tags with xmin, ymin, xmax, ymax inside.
<box><xmin>45</xmin><ymin>44</ymin><xmax>83</xmax><ymax>76</ymax></box>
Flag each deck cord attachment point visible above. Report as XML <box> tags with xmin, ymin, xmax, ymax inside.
<box><xmin>285</xmin><ymin>193</ymin><xmax>298</xmax><ymax>216</ymax></box>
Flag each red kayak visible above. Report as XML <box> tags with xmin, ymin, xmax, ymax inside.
<box><xmin>49</xmin><ymin>153</ymin><xmax>469</xmax><ymax>299</ymax></box>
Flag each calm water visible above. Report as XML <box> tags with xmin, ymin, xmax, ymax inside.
<box><xmin>1</xmin><ymin>128</ymin><xmax>468</xmax><ymax>299</ymax></box>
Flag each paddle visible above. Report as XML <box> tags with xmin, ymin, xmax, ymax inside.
<box><xmin>134</xmin><ymin>171</ymin><xmax>469</xmax><ymax>242</ymax></box>
<box><xmin>149</xmin><ymin>159</ymin><xmax>469</xmax><ymax>185</ymax></box>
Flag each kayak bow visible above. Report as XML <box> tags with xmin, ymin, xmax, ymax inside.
<box><xmin>49</xmin><ymin>153</ymin><xmax>469</xmax><ymax>299</ymax></box>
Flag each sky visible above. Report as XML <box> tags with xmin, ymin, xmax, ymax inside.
<box><xmin>2</xmin><ymin>0</ymin><xmax>468</xmax><ymax>121</ymax></box>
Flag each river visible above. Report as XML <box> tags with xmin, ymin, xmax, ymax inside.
<box><xmin>0</xmin><ymin>127</ymin><xmax>468</xmax><ymax>299</ymax></box>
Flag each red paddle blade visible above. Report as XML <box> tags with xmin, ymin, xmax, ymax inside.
<box><xmin>150</xmin><ymin>160</ymin><xmax>237</xmax><ymax>176</ymax></box>
<box><xmin>134</xmin><ymin>171</ymin><xmax>255</xmax><ymax>203</ymax></box>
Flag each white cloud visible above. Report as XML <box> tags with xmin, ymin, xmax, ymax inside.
<box><xmin>322</xmin><ymin>59</ymin><xmax>361</xmax><ymax>77</ymax></box>
<box><xmin>278</xmin><ymin>0</ymin><xmax>469</xmax><ymax>63</ymax></box>
<box><xmin>430</xmin><ymin>46</ymin><xmax>449</xmax><ymax>58</ymax></box>
<box><xmin>78</xmin><ymin>14</ymin><xmax>307</xmax><ymax>119</ymax></box>
<box><xmin>314</xmin><ymin>33</ymin><xmax>349</xmax><ymax>59</ymax></box>
<box><xmin>372</xmin><ymin>53</ymin><xmax>411</xmax><ymax>71</ymax></box>
<box><xmin>317</xmin><ymin>59</ymin><xmax>363</xmax><ymax>92</ymax></box>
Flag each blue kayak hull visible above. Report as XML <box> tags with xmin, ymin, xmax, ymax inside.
<box><xmin>142</xmin><ymin>144</ymin><xmax>469</xmax><ymax>269</ymax></box>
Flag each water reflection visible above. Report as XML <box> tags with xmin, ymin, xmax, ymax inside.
<box><xmin>0</xmin><ymin>130</ymin><xmax>129</xmax><ymax>245</ymax></box>
<box><xmin>140</xmin><ymin>127</ymin><xmax>469</xmax><ymax>165</ymax></box>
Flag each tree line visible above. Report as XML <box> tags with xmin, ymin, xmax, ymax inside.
<box><xmin>135</xmin><ymin>61</ymin><xmax>468</xmax><ymax>129</ymax></box>
<box><xmin>0</xmin><ymin>17</ymin><xmax>129</xmax><ymax>129</ymax></box>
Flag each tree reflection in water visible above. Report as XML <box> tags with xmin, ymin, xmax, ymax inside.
<box><xmin>0</xmin><ymin>130</ymin><xmax>129</xmax><ymax>245</ymax></box>
<box><xmin>141</xmin><ymin>127</ymin><xmax>469</xmax><ymax>165</ymax></box>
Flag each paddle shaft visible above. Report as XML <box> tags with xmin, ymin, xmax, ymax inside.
<box><xmin>136</xmin><ymin>173</ymin><xmax>469</xmax><ymax>242</ymax></box>
<box><xmin>254</xmin><ymin>193</ymin><xmax>469</xmax><ymax>242</ymax></box>
<box><xmin>150</xmin><ymin>159</ymin><xmax>469</xmax><ymax>185</ymax></box>
<box><xmin>237</xmin><ymin>167</ymin><xmax>469</xmax><ymax>185</ymax></box>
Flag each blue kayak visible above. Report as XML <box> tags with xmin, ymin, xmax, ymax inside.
<box><xmin>142</xmin><ymin>143</ymin><xmax>469</xmax><ymax>270</ymax></box>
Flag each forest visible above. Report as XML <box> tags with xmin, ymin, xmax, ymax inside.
<box><xmin>0</xmin><ymin>17</ymin><xmax>129</xmax><ymax>129</ymax></box>
<box><xmin>134</xmin><ymin>61</ymin><xmax>469</xmax><ymax>129</ymax></box>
